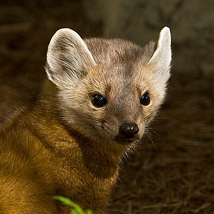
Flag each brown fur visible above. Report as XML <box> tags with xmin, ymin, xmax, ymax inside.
<box><xmin>0</xmin><ymin>27</ymin><xmax>171</xmax><ymax>213</ymax></box>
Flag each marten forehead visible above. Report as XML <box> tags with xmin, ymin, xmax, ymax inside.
<box><xmin>85</xmin><ymin>38</ymin><xmax>143</xmax><ymax>66</ymax></box>
<box><xmin>85</xmin><ymin>38</ymin><xmax>155</xmax><ymax>82</ymax></box>
<box><xmin>86</xmin><ymin>62</ymin><xmax>145</xmax><ymax>98</ymax></box>
<box><xmin>84</xmin><ymin>38</ymin><xmax>156</xmax><ymax>94</ymax></box>
<box><xmin>85</xmin><ymin>38</ymin><xmax>155</xmax><ymax>66</ymax></box>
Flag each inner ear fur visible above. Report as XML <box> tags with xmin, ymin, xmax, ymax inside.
<box><xmin>148</xmin><ymin>27</ymin><xmax>172</xmax><ymax>85</ymax></box>
<box><xmin>45</xmin><ymin>28</ymin><xmax>96</xmax><ymax>89</ymax></box>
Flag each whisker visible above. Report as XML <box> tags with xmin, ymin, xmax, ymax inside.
<box><xmin>147</xmin><ymin>135</ymin><xmax>158</xmax><ymax>151</ymax></box>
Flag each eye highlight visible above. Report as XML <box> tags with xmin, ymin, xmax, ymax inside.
<box><xmin>140</xmin><ymin>91</ymin><xmax>150</xmax><ymax>106</ymax></box>
<box><xmin>91</xmin><ymin>94</ymin><xmax>107</xmax><ymax>108</ymax></box>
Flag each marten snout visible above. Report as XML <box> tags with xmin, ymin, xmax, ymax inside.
<box><xmin>119</xmin><ymin>122</ymin><xmax>139</xmax><ymax>139</ymax></box>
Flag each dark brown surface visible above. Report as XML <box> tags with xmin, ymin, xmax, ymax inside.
<box><xmin>0</xmin><ymin>1</ymin><xmax>214</xmax><ymax>213</ymax></box>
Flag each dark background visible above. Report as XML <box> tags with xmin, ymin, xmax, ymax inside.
<box><xmin>0</xmin><ymin>1</ymin><xmax>214</xmax><ymax>213</ymax></box>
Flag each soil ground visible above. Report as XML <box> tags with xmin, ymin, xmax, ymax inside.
<box><xmin>0</xmin><ymin>1</ymin><xmax>214</xmax><ymax>213</ymax></box>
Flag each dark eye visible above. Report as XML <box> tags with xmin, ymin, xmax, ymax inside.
<box><xmin>92</xmin><ymin>94</ymin><xmax>107</xmax><ymax>108</ymax></box>
<box><xmin>140</xmin><ymin>92</ymin><xmax>150</xmax><ymax>106</ymax></box>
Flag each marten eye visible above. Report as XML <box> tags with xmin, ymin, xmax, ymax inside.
<box><xmin>92</xmin><ymin>94</ymin><xmax>107</xmax><ymax>108</ymax></box>
<box><xmin>140</xmin><ymin>92</ymin><xmax>150</xmax><ymax>106</ymax></box>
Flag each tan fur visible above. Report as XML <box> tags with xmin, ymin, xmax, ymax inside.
<box><xmin>0</xmin><ymin>27</ymin><xmax>171</xmax><ymax>213</ymax></box>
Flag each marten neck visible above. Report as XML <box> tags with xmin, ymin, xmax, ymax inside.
<box><xmin>27</xmin><ymin>80</ymin><xmax>128</xmax><ymax>178</ymax></box>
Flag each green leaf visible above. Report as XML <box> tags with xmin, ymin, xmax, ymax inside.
<box><xmin>54</xmin><ymin>196</ymin><xmax>90</xmax><ymax>214</ymax></box>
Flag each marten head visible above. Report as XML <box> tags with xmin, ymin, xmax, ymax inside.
<box><xmin>45</xmin><ymin>27</ymin><xmax>171</xmax><ymax>146</ymax></box>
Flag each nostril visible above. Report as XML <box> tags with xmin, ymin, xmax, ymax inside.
<box><xmin>119</xmin><ymin>122</ymin><xmax>139</xmax><ymax>139</ymax></box>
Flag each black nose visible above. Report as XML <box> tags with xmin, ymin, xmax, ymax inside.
<box><xmin>119</xmin><ymin>122</ymin><xmax>139</xmax><ymax>139</ymax></box>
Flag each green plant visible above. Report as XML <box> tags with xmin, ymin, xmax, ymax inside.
<box><xmin>54</xmin><ymin>196</ymin><xmax>93</xmax><ymax>214</ymax></box>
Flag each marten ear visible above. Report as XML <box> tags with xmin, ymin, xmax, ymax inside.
<box><xmin>148</xmin><ymin>27</ymin><xmax>171</xmax><ymax>85</ymax></box>
<box><xmin>45</xmin><ymin>28</ymin><xmax>96</xmax><ymax>89</ymax></box>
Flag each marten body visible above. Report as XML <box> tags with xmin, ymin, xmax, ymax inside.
<box><xmin>0</xmin><ymin>27</ymin><xmax>171</xmax><ymax>213</ymax></box>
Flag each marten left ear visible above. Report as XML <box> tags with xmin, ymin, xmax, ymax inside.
<box><xmin>45</xmin><ymin>28</ymin><xmax>96</xmax><ymax>89</ymax></box>
<box><xmin>149</xmin><ymin>27</ymin><xmax>172</xmax><ymax>85</ymax></box>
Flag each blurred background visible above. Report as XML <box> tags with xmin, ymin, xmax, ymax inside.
<box><xmin>0</xmin><ymin>0</ymin><xmax>213</xmax><ymax>213</ymax></box>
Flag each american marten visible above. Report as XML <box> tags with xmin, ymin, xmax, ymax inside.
<box><xmin>0</xmin><ymin>27</ymin><xmax>171</xmax><ymax>214</ymax></box>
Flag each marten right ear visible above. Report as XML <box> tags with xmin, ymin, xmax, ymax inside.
<box><xmin>148</xmin><ymin>27</ymin><xmax>171</xmax><ymax>86</ymax></box>
<box><xmin>46</xmin><ymin>28</ymin><xmax>96</xmax><ymax>89</ymax></box>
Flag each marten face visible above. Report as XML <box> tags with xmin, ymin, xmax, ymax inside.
<box><xmin>46</xmin><ymin>27</ymin><xmax>171</xmax><ymax>146</ymax></box>
<box><xmin>58</xmin><ymin>56</ymin><xmax>166</xmax><ymax>145</ymax></box>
